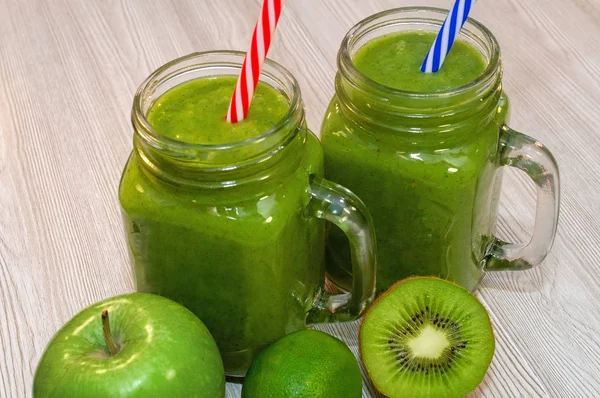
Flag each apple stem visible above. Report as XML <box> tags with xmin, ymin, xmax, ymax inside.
<box><xmin>101</xmin><ymin>310</ymin><xmax>120</xmax><ymax>356</ymax></box>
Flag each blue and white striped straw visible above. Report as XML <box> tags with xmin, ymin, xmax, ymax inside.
<box><xmin>421</xmin><ymin>0</ymin><xmax>476</xmax><ymax>73</ymax></box>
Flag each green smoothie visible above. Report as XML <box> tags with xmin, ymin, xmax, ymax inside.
<box><xmin>120</xmin><ymin>76</ymin><xmax>325</xmax><ymax>375</ymax></box>
<box><xmin>147</xmin><ymin>77</ymin><xmax>288</xmax><ymax>144</ymax></box>
<box><xmin>321</xmin><ymin>31</ymin><xmax>508</xmax><ymax>293</ymax></box>
<box><xmin>353</xmin><ymin>31</ymin><xmax>485</xmax><ymax>92</ymax></box>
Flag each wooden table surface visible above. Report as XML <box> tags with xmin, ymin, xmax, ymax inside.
<box><xmin>1</xmin><ymin>0</ymin><xmax>599</xmax><ymax>396</ymax></box>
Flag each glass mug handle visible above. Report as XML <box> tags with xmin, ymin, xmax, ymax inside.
<box><xmin>305</xmin><ymin>175</ymin><xmax>376</xmax><ymax>323</ymax></box>
<box><xmin>486</xmin><ymin>125</ymin><xmax>560</xmax><ymax>271</ymax></box>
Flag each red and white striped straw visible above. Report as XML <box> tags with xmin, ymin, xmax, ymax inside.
<box><xmin>226</xmin><ymin>0</ymin><xmax>283</xmax><ymax>123</ymax></box>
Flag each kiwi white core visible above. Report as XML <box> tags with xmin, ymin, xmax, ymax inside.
<box><xmin>407</xmin><ymin>325</ymin><xmax>450</xmax><ymax>359</ymax></box>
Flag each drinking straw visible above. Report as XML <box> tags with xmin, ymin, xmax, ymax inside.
<box><xmin>226</xmin><ymin>0</ymin><xmax>283</xmax><ymax>123</ymax></box>
<box><xmin>421</xmin><ymin>0</ymin><xmax>476</xmax><ymax>73</ymax></box>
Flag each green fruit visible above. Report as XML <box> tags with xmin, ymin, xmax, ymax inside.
<box><xmin>242</xmin><ymin>329</ymin><xmax>362</xmax><ymax>398</ymax></box>
<box><xmin>360</xmin><ymin>277</ymin><xmax>495</xmax><ymax>398</ymax></box>
<box><xmin>33</xmin><ymin>293</ymin><xmax>225</xmax><ymax>397</ymax></box>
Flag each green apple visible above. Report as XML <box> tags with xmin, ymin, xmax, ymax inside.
<box><xmin>34</xmin><ymin>293</ymin><xmax>225</xmax><ymax>397</ymax></box>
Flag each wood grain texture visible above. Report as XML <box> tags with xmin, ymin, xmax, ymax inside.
<box><xmin>0</xmin><ymin>0</ymin><xmax>599</xmax><ymax>397</ymax></box>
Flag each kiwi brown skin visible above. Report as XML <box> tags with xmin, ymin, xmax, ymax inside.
<box><xmin>359</xmin><ymin>276</ymin><xmax>495</xmax><ymax>398</ymax></box>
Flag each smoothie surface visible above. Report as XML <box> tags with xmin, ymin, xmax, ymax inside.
<box><xmin>353</xmin><ymin>31</ymin><xmax>487</xmax><ymax>92</ymax></box>
<box><xmin>147</xmin><ymin>76</ymin><xmax>289</xmax><ymax>145</ymax></box>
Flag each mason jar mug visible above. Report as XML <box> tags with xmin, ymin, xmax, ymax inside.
<box><xmin>119</xmin><ymin>52</ymin><xmax>376</xmax><ymax>375</ymax></box>
<box><xmin>321</xmin><ymin>8</ymin><xmax>560</xmax><ymax>294</ymax></box>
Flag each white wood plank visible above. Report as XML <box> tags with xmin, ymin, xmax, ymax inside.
<box><xmin>1</xmin><ymin>0</ymin><xmax>599</xmax><ymax>397</ymax></box>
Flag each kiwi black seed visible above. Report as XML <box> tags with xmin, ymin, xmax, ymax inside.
<box><xmin>359</xmin><ymin>277</ymin><xmax>495</xmax><ymax>398</ymax></box>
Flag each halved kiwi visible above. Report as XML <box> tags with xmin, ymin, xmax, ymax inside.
<box><xmin>359</xmin><ymin>277</ymin><xmax>495</xmax><ymax>398</ymax></box>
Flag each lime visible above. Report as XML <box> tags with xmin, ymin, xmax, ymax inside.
<box><xmin>242</xmin><ymin>330</ymin><xmax>362</xmax><ymax>398</ymax></box>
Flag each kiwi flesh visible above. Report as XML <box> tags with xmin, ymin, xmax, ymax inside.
<box><xmin>359</xmin><ymin>277</ymin><xmax>495</xmax><ymax>398</ymax></box>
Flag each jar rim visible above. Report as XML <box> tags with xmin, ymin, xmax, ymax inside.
<box><xmin>130</xmin><ymin>51</ymin><xmax>306</xmax><ymax>189</ymax></box>
<box><xmin>132</xmin><ymin>50</ymin><xmax>303</xmax><ymax>152</ymax></box>
<box><xmin>338</xmin><ymin>6</ymin><xmax>501</xmax><ymax>100</ymax></box>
